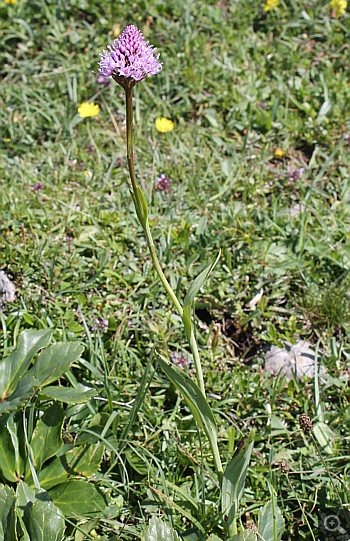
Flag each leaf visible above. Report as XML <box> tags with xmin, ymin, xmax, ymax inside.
<box><xmin>142</xmin><ymin>517</ymin><xmax>180</xmax><ymax>541</ymax></box>
<box><xmin>38</xmin><ymin>456</ymin><xmax>68</xmax><ymax>490</ymax></box>
<box><xmin>0</xmin><ymin>373</ymin><xmax>38</xmax><ymax>415</ymax></box>
<box><xmin>0</xmin><ymin>330</ymin><xmax>51</xmax><ymax>400</ymax></box>
<box><xmin>258</xmin><ymin>500</ymin><xmax>285</xmax><ymax>541</ymax></box>
<box><xmin>230</xmin><ymin>531</ymin><xmax>257</xmax><ymax>541</ymax></box>
<box><xmin>49</xmin><ymin>480</ymin><xmax>108</xmax><ymax>516</ymax></box>
<box><xmin>222</xmin><ymin>430</ymin><xmax>255</xmax><ymax>537</ymax></box>
<box><xmin>30</xmin><ymin>403</ymin><xmax>64</xmax><ymax>471</ymax></box>
<box><xmin>75</xmin><ymin>519</ymin><xmax>100</xmax><ymax>541</ymax></box>
<box><xmin>183</xmin><ymin>251</ymin><xmax>221</xmax><ymax>337</ymax></box>
<box><xmin>0</xmin><ymin>483</ymin><xmax>16</xmax><ymax>541</ymax></box>
<box><xmin>28</xmin><ymin>497</ymin><xmax>65</xmax><ymax>541</ymax></box>
<box><xmin>316</xmin><ymin>99</ymin><xmax>332</xmax><ymax>123</ymax></box>
<box><xmin>0</xmin><ymin>423</ymin><xmax>18</xmax><ymax>482</ymax></box>
<box><xmin>6</xmin><ymin>412</ymin><xmax>26</xmax><ymax>480</ymax></box>
<box><xmin>15</xmin><ymin>480</ymin><xmax>36</xmax><ymax>541</ymax></box>
<box><xmin>39</xmin><ymin>384</ymin><xmax>95</xmax><ymax>404</ymax></box>
<box><xmin>313</xmin><ymin>422</ymin><xmax>335</xmax><ymax>455</ymax></box>
<box><xmin>68</xmin><ymin>443</ymin><xmax>104</xmax><ymax>477</ymax></box>
<box><xmin>35</xmin><ymin>343</ymin><xmax>84</xmax><ymax>387</ymax></box>
<box><xmin>158</xmin><ymin>354</ymin><xmax>218</xmax><ymax>464</ymax></box>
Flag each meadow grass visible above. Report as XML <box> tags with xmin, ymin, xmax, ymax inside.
<box><xmin>1</xmin><ymin>0</ymin><xmax>350</xmax><ymax>539</ymax></box>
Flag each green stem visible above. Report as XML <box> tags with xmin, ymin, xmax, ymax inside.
<box><xmin>124</xmin><ymin>85</ymin><xmax>206</xmax><ymax>397</ymax></box>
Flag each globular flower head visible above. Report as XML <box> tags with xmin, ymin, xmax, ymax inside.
<box><xmin>98</xmin><ymin>25</ymin><xmax>162</xmax><ymax>88</ymax></box>
<box><xmin>286</xmin><ymin>166</ymin><xmax>305</xmax><ymax>182</ymax></box>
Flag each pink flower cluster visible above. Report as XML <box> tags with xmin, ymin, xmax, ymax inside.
<box><xmin>98</xmin><ymin>25</ymin><xmax>162</xmax><ymax>86</ymax></box>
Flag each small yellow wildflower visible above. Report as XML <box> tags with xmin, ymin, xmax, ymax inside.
<box><xmin>264</xmin><ymin>0</ymin><xmax>279</xmax><ymax>11</ymax></box>
<box><xmin>5</xmin><ymin>0</ymin><xmax>17</xmax><ymax>4</ymax></box>
<box><xmin>274</xmin><ymin>148</ymin><xmax>284</xmax><ymax>157</ymax></box>
<box><xmin>78</xmin><ymin>102</ymin><xmax>100</xmax><ymax>118</ymax></box>
<box><xmin>6</xmin><ymin>138</ymin><xmax>11</xmax><ymax>142</ymax></box>
<box><xmin>156</xmin><ymin>117</ymin><xmax>174</xmax><ymax>133</ymax></box>
<box><xmin>329</xmin><ymin>0</ymin><xmax>347</xmax><ymax>17</ymax></box>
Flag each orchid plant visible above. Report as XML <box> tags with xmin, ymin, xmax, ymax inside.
<box><xmin>97</xmin><ymin>25</ymin><xmax>256</xmax><ymax>538</ymax></box>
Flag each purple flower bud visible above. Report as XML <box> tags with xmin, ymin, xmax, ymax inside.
<box><xmin>32</xmin><ymin>183</ymin><xmax>43</xmax><ymax>192</ymax></box>
<box><xmin>98</xmin><ymin>25</ymin><xmax>162</xmax><ymax>88</ymax></box>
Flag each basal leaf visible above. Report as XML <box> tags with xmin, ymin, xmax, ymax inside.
<box><xmin>230</xmin><ymin>530</ymin><xmax>257</xmax><ymax>541</ymax></box>
<box><xmin>35</xmin><ymin>342</ymin><xmax>84</xmax><ymax>387</ymax></box>
<box><xmin>38</xmin><ymin>456</ymin><xmax>68</xmax><ymax>490</ymax></box>
<box><xmin>30</xmin><ymin>403</ymin><xmax>64</xmax><ymax>471</ymax></box>
<box><xmin>0</xmin><ymin>373</ymin><xmax>38</xmax><ymax>415</ymax></box>
<box><xmin>222</xmin><ymin>430</ymin><xmax>255</xmax><ymax>537</ymax></box>
<box><xmin>0</xmin><ymin>483</ymin><xmax>16</xmax><ymax>541</ymax></box>
<box><xmin>0</xmin><ymin>423</ymin><xmax>18</xmax><ymax>482</ymax></box>
<box><xmin>142</xmin><ymin>517</ymin><xmax>180</xmax><ymax>541</ymax></box>
<box><xmin>258</xmin><ymin>500</ymin><xmax>285</xmax><ymax>541</ymax></box>
<box><xmin>0</xmin><ymin>330</ymin><xmax>51</xmax><ymax>400</ymax></box>
<box><xmin>39</xmin><ymin>385</ymin><xmax>95</xmax><ymax>404</ymax></box>
<box><xmin>28</xmin><ymin>497</ymin><xmax>65</xmax><ymax>541</ymax></box>
<box><xmin>49</xmin><ymin>480</ymin><xmax>108</xmax><ymax>516</ymax></box>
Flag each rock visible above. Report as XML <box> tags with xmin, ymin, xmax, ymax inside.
<box><xmin>0</xmin><ymin>270</ymin><xmax>16</xmax><ymax>306</ymax></box>
<box><xmin>264</xmin><ymin>340</ymin><xmax>325</xmax><ymax>381</ymax></box>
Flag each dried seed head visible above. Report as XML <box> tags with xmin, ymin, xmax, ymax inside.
<box><xmin>246</xmin><ymin>522</ymin><xmax>258</xmax><ymax>533</ymax></box>
<box><xmin>299</xmin><ymin>413</ymin><xmax>313</xmax><ymax>434</ymax></box>
<box><xmin>279</xmin><ymin>460</ymin><xmax>290</xmax><ymax>474</ymax></box>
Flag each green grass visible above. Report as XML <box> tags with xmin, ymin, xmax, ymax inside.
<box><xmin>1</xmin><ymin>0</ymin><xmax>350</xmax><ymax>539</ymax></box>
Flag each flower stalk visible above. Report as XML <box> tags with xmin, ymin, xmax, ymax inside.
<box><xmin>124</xmin><ymin>85</ymin><xmax>206</xmax><ymax>397</ymax></box>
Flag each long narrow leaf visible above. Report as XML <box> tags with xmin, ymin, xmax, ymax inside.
<box><xmin>222</xmin><ymin>430</ymin><xmax>255</xmax><ymax>537</ymax></box>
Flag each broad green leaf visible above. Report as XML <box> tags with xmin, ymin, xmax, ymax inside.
<box><xmin>6</xmin><ymin>412</ymin><xmax>26</xmax><ymax>480</ymax></box>
<box><xmin>222</xmin><ymin>430</ymin><xmax>255</xmax><ymax>537</ymax></box>
<box><xmin>49</xmin><ymin>480</ymin><xmax>108</xmax><ymax>516</ymax></box>
<box><xmin>74</xmin><ymin>519</ymin><xmax>100</xmax><ymax>541</ymax></box>
<box><xmin>258</xmin><ymin>500</ymin><xmax>285</xmax><ymax>541</ymax></box>
<box><xmin>30</xmin><ymin>403</ymin><xmax>64</xmax><ymax>471</ymax></box>
<box><xmin>38</xmin><ymin>456</ymin><xmax>68</xmax><ymax>490</ymax></box>
<box><xmin>0</xmin><ymin>373</ymin><xmax>38</xmax><ymax>415</ymax></box>
<box><xmin>68</xmin><ymin>443</ymin><xmax>104</xmax><ymax>477</ymax></box>
<box><xmin>158</xmin><ymin>355</ymin><xmax>218</xmax><ymax>455</ymax></box>
<box><xmin>0</xmin><ymin>423</ymin><xmax>17</xmax><ymax>482</ymax></box>
<box><xmin>28</xmin><ymin>497</ymin><xmax>65</xmax><ymax>541</ymax></box>
<box><xmin>183</xmin><ymin>251</ymin><xmax>220</xmax><ymax>337</ymax></box>
<box><xmin>313</xmin><ymin>422</ymin><xmax>335</xmax><ymax>455</ymax></box>
<box><xmin>142</xmin><ymin>517</ymin><xmax>180</xmax><ymax>541</ymax></box>
<box><xmin>15</xmin><ymin>480</ymin><xmax>36</xmax><ymax>541</ymax></box>
<box><xmin>0</xmin><ymin>330</ymin><xmax>51</xmax><ymax>399</ymax></box>
<box><xmin>35</xmin><ymin>342</ymin><xmax>84</xmax><ymax>387</ymax></box>
<box><xmin>230</xmin><ymin>530</ymin><xmax>257</xmax><ymax>541</ymax></box>
<box><xmin>0</xmin><ymin>483</ymin><xmax>16</xmax><ymax>541</ymax></box>
<box><xmin>39</xmin><ymin>385</ymin><xmax>95</xmax><ymax>404</ymax></box>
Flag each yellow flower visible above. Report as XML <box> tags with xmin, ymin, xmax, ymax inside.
<box><xmin>264</xmin><ymin>0</ymin><xmax>279</xmax><ymax>11</ymax></box>
<box><xmin>5</xmin><ymin>0</ymin><xmax>17</xmax><ymax>3</ymax></box>
<box><xmin>274</xmin><ymin>147</ymin><xmax>284</xmax><ymax>157</ymax></box>
<box><xmin>329</xmin><ymin>0</ymin><xmax>347</xmax><ymax>17</ymax></box>
<box><xmin>78</xmin><ymin>102</ymin><xmax>100</xmax><ymax>118</ymax></box>
<box><xmin>113</xmin><ymin>24</ymin><xmax>120</xmax><ymax>37</ymax></box>
<box><xmin>156</xmin><ymin>117</ymin><xmax>174</xmax><ymax>133</ymax></box>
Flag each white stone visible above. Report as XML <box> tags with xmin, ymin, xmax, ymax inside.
<box><xmin>0</xmin><ymin>270</ymin><xmax>16</xmax><ymax>306</ymax></box>
<box><xmin>264</xmin><ymin>340</ymin><xmax>325</xmax><ymax>381</ymax></box>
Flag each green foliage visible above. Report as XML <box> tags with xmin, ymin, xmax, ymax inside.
<box><xmin>222</xmin><ymin>431</ymin><xmax>255</xmax><ymax>537</ymax></box>
<box><xmin>1</xmin><ymin>0</ymin><xmax>350</xmax><ymax>538</ymax></box>
<box><xmin>142</xmin><ymin>517</ymin><xmax>180</xmax><ymax>541</ymax></box>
